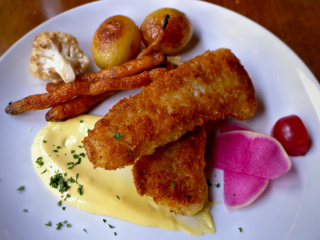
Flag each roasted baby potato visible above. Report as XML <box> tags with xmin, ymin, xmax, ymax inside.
<box><xmin>92</xmin><ymin>15</ymin><xmax>141</xmax><ymax>69</ymax></box>
<box><xmin>140</xmin><ymin>8</ymin><xmax>193</xmax><ymax>55</ymax></box>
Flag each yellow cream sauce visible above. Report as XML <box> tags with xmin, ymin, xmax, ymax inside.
<box><xmin>31</xmin><ymin>115</ymin><xmax>215</xmax><ymax>235</ymax></box>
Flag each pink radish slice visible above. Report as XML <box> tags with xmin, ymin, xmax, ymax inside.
<box><xmin>219</xmin><ymin>122</ymin><xmax>250</xmax><ymax>134</ymax></box>
<box><xmin>223</xmin><ymin>170</ymin><xmax>269</xmax><ymax>210</ymax></box>
<box><xmin>207</xmin><ymin>130</ymin><xmax>291</xmax><ymax>179</ymax></box>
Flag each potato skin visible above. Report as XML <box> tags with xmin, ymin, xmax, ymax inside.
<box><xmin>140</xmin><ymin>8</ymin><xmax>193</xmax><ymax>55</ymax></box>
<box><xmin>92</xmin><ymin>15</ymin><xmax>141</xmax><ymax>69</ymax></box>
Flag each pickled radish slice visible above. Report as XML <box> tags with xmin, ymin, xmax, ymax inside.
<box><xmin>219</xmin><ymin>122</ymin><xmax>250</xmax><ymax>134</ymax></box>
<box><xmin>223</xmin><ymin>170</ymin><xmax>269</xmax><ymax>209</ymax></box>
<box><xmin>208</xmin><ymin>130</ymin><xmax>291</xmax><ymax>179</ymax></box>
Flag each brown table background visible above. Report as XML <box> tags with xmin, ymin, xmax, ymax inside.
<box><xmin>1</xmin><ymin>0</ymin><xmax>319</xmax><ymax>82</ymax></box>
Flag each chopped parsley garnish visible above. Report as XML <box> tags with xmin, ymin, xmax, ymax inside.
<box><xmin>215</xmin><ymin>183</ymin><xmax>220</xmax><ymax>188</ymax></box>
<box><xmin>80</xmin><ymin>120</ymin><xmax>84</xmax><ymax>123</ymax></box>
<box><xmin>57</xmin><ymin>200</ymin><xmax>62</xmax><ymax>206</ymax></box>
<box><xmin>23</xmin><ymin>209</ymin><xmax>28</xmax><ymax>212</ymax></box>
<box><xmin>112</xmin><ymin>132</ymin><xmax>123</xmax><ymax>140</ymax></box>
<box><xmin>62</xmin><ymin>207</ymin><xmax>66</xmax><ymax>211</ymax></box>
<box><xmin>66</xmin><ymin>223</ymin><xmax>72</xmax><ymax>228</ymax></box>
<box><xmin>53</xmin><ymin>149</ymin><xmax>58</xmax><ymax>153</ymax></box>
<box><xmin>49</xmin><ymin>173</ymin><xmax>70</xmax><ymax>193</ymax></box>
<box><xmin>78</xmin><ymin>145</ymin><xmax>83</xmax><ymax>148</ymax></box>
<box><xmin>17</xmin><ymin>186</ymin><xmax>25</xmax><ymax>191</ymax></box>
<box><xmin>64</xmin><ymin>193</ymin><xmax>71</xmax><ymax>201</ymax></box>
<box><xmin>71</xmin><ymin>150</ymin><xmax>75</xmax><ymax>154</ymax></box>
<box><xmin>67</xmin><ymin>158</ymin><xmax>81</xmax><ymax>169</ymax></box>
<box><xmin>116</xmin><ymin>195</ymin><xmax>120</xmax><ymax>200</ymax></box>
<box><xmin>77</xmin><ymin>185</ymin><xmax>84</xmax><ymax>195</ymax></box>
<box><xmin>43</xmin><ymin>140</ymin><xmax>47</xmax><ymax>143</ymax></box>
<box><xmin>56</xmin><ymin>222</ymin><xmax>63</xmax><ymax>230</ymax></box>
<box><xmin>171</xmin><ymin>182</ymin><xmax>176</xmax><ymax>188</ymax></box>
<box><xmin>239</xmin><ymin>227</ymin><xmax>243</xmax><ymax>232</ymax></box>
<box><xmin>103</xmin><ymin>219</ymin><xmax>107</xmax><ymax>223</ymax></box>
<box><xmin>45</xmin><ymin>221</ymin><xmax>52</xmax><ymax>226</ymax></box>
<box><xmin>83</xmin><ymin>229</ymin><xmax>88</xmax><ymax>233</ymax></box>
<box><xmin>79</xmin><ymin>153</ymin><xmax>86</xmax><ymax>158</ymax></box>
<box><xmin>114</xmin><ymin>232</ymin><xmax>117</xmax><ymax>236</ymax></box>
<box><xmin>41</xmin><ymin>169</ymin><xmax>47</xmax><ymax>174</ymax></box>
<box><xmin>108</xmin><ymin>224</ymin><xmax>115</xmax><ymax>229</ymax></box>
<box><xmin>73</xmin><ymin>154</ymin><xmax>79</xmax><ymax>159</ymax></box>
<box><xmin>36</xmin><ymin>157</ymin><xmax>44</xmax><ymax>166</ymax></box>
<box><xmin>57</xmin><ymin>146</ymin><xmax>61</xmax><ymax>149</ymax></box>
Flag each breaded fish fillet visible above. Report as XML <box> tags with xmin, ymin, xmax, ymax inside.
<box><xmin>132</xmin><ymin>126</ymin><xmax>207</xmax><ymax>216</ymax></box>
<box><xmin>82</xmin><ymin>48</ymin><xmax>257</xmax><ymax>170</ymax></box>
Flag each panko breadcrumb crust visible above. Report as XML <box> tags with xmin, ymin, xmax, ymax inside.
<box><xmin>82</xmin><ymin>48</ymin><xmax>257</xmax><ymax>170</ymax></box>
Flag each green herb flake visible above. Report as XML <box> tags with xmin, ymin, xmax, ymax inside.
<box><xmin>57</xmin><ymin>146</ymin><xmax>61</xmax><ymax>149</ymax></box>
<box><xmin>78</xmin><ymin>145</ymin><xmax>83</xmax><ymax>148</ymax></box>
<box><xmin>57</xmin><ymin>200</ymin><xmax>62</xmax><ymax>206</ymax></box>
<box><xmin>239</xmin><ymin>227</ymin><xmax>243</xmax><ymax>232</ymax></box>
<box><xmin>215</xmin><ymin>183</ymin><xmax>220</xmax><ymax>188</ymax></box>
<box><xmin>83</xmin><ymin>229</ymin><xmax>88</xmax><ymax>233</ymax></box>
<box><xmin>103</xmin><ymin>219</ymin><xmax>107</xmax><ymax>223</ymax></box>
<box><xmin>36</xmin><ymin>157</ymin><xmax>44</xmax><ymax>166</ymax></box>
<box><xmin>64</xmin><ymin>193</ymin><xmax>71</xmax><ymax>201</ymax></box>
<box><xmin>23</xmin><ymin>209</ymin><xmax>28</xmax><ymax>212</ymax></box>
<box><xmin>77</xmin><ymin>185</ymin><xmax>84</xmax><ymax>195</ymax></box>
<box><xmin>112</xmin><ymin>132</ymin><xmax>123</xmax><ymax>140</ymax></box>
<box><xmin>67</xmin><ymin>158</ymin><xmax>81</xmax><ymax>169</ymax></box>
<box><xmin>79</xmin><ymin>153</ymin><xmax>86</xmax><ymax>158</ymax></box>
<box><xmin>17</xmin><ymin>186</ymin><xmax>25</xmax><ymax>191</ymax></box>
<box><xmin>53</xmin><ymin>149</ymin><xmax>58</xmax><ymax>153</ymax></box>
<box><xmin>62</xmin><ymin>207</ymin><xmax>66</xmax><ymax>211</ymax></box>
<box><xmin>66</xmin><ymin>223</ymin><xmax>72</xmax><ymax>228</ymax></box>
<box><xmin>80</xmin><ymin>120</ymin><xmax>84</xmax><ymax>123</ymax></box>
<box><xmin>116</xmin><ymin>195</ymin><xmax>120</xmax><ymax>200</ymax></box>
<box><xmin>114</xmin><ymin>232</ymin><xmax>117</xmax><ymax>236</ymax></box>
<box><xmin>43</xmin><ymin>140</ymin><xmax>47</xmax><ymax>143</ymax></box>
<box><xmin>108</xmin><ymin>224</ymin><xmax>115</xmax><ymax>229</ymax></box>
<box><xmin>41</xmin><ymin>169</ymin><xmax>47</xmax><ymax>174</ymax></box>
<box><xmin>49</xmin><ymin>173</ymin><xmax>70</xmax><ymax>193</ymax></box>
<box><xmin>171</xmin><ymin>182</ymin><xmax>176</xmax><ymax>188</ymax></box>
<box><xmin>56</xmin><ymin>222</ymin><xmax>63</xmax><ymax>230</ymax></box>
<box><xmin>71</xmin><ymin>150</ymin><xmax>75</xmax><ymax>154</ymax></box>
<box><xmin>45</xmin><ymin>221</ymin><xmax>52</xmax><ymax>226</ymax></box>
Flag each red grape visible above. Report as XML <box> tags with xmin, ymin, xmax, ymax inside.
<box><xmin>271</xmin><ymin>115</ymin><xmax>309</xmax><ymax>156</ymax></box>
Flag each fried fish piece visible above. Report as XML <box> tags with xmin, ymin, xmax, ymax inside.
<box><xmin>82</xmin><ymin>48</ymin><xmax>257</xmax><ymax>170</ymax></box>
<box><xmin>132</xmin><ymin>126</ymin><xmax>207</xmax><ymax>216</ymax></box>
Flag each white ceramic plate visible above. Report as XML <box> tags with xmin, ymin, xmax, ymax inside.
<box><xmin>1</xmin><ymin>0</ymin><xmax>320</xmax><ymax>239</ymax></box>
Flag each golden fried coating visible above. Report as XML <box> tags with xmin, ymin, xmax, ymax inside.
<box><xmin>132</xmin><ymin>126</ymin><xmax>207</xmax><ymax>216</ymax></box>
<box><xmin>82</xmin><ymin>48</ymin><xmax>257</xmax><ymax>170</ymax></box>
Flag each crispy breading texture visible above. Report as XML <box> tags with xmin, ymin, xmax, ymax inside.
<box><xmin>82</xmin><ymin>48</ymin><xmax>258</xmax><ymax>170</ymax></box>
<box><xmin>132</xmin><ymin>126</ymin><xmax>207</xmax><ymax>216</ymax></box>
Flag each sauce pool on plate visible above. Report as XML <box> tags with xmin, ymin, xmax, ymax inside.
<box><xmin>31</xmin><ymin>115</ymin><xmax>215</xmax><ymax>235</ymax></box>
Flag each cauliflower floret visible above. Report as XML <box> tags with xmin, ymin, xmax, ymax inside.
<box><xmin>30</xmin><ymin>31</ymin><xmax>90</xmax><ymax>83</ymax></box>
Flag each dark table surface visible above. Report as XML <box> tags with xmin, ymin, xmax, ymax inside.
<box><xmin>1</xmin><ymin>0</ymin><xmax>319</xmax><ymax>82</ymax></box>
